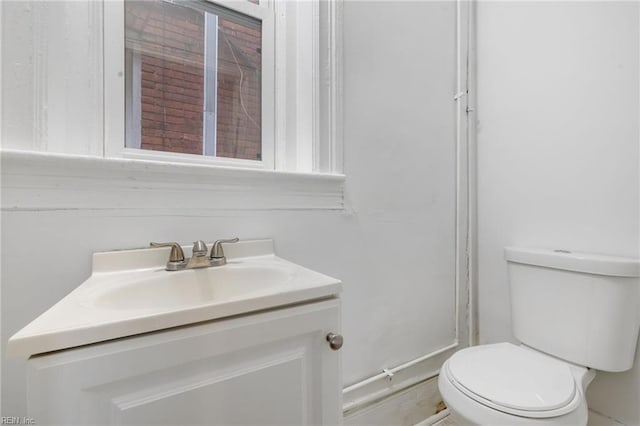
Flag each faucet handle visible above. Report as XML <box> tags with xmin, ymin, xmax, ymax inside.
<box><xmin>210</xmin><ymin>238</ymin><xmax>240</xmax><ymax>260</ymax></box>
<box><xmin>192</xmin><ymin>240</ymin><xmax>208</xmax><ymax>257</ymax></box>
<box><xmin>150</xmin><ymin>242</ymin><xmax>185</xmax><ymax>262</ymax></box>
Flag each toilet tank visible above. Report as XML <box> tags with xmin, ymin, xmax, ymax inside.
<box><xmin>505</xmin><ymin>247</ymin><xmax>640</xmax><ymax>372</ymax></box>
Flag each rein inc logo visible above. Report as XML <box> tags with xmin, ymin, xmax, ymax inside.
<box><xmin>1</xmin><ymin>418</ymin><xmax>35</xmax><ymax>425</ymax></box>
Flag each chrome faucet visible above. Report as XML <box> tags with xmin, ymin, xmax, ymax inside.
<box><xmin>150</xmin><ymin>238</ymin><xmax>239</xmax><ymax>271</ymax></box>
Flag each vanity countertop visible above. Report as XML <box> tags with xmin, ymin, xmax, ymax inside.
<box><xmin>8</xmin><ymin>239</ymin><xmax>341</xmax><ymax>358</ymax></box>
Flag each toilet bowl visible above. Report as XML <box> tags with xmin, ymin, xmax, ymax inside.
<box><xmin>438</xmin><ymin>343</ymin><xmax>594</xmax><ymax>426</ymax></box>
<box><xmin>438</xmin><ymin>247</ymin><xmax>640</xmax><ymax>426</ymax></box>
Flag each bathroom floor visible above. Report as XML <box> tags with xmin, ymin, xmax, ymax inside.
<box><xmin>435</xmin><ymin>410</ymin><xmax>624</xmax><ymax>426</ymax></box>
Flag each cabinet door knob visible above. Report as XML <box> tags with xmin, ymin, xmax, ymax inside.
<box><xmin>326</xmin><ymin>333</ymin><xmax>343</xmax><ymax>350</ymax></box>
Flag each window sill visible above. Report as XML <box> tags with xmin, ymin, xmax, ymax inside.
<box><xmin>0</xmin><ymin>150</ymin><xmax>345</xmax><ymax>211</ymax></box>
<box><xmin>119</xmin><ymin>148</ymin><xmax>268</xmax><ymax>170</ymax></box>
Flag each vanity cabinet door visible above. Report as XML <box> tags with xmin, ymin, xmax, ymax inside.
<box><xmin>27</xmin><ymin>299</ymin><xmax>342</xmax><ymax>426</ymax></box>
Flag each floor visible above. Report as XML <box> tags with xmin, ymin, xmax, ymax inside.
<box><xmin>433</xmin><ymin>410</ymin><xmax>624</xmax><ymax>426</ymax></box>
<box><xmin>587</xmin><ymin>411</ymin><xmax>626</xmax><ymax>426</ymax></box>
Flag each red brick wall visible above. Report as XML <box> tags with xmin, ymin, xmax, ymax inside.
<box><xmin>125</xmin><ymin>0</ymin><xmax>261</xmax><ymax>160</ymax></box>
<box><xmin>126</xmin><ymin>2</ymin><xmax>205</xmax><ymax>155</ymax></box>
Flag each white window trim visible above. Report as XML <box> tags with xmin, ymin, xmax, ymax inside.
<box><xmin>0</xmin><ymin>149</ymin><xmax>345</xmax><ymax>212</ymax></box>
<box><xmin>105</xmin><ymin>0</ymin><xmax>342</xmax><ymax>176</ymax></box>
<box><xmin>203</xmin><ymin>12</ymin><xmax>218</xmax><ymax>157</ymax></box>
<box><xmin>124</xmin><ymin>49</ymin><xmax>141</xmax><ymax>150</ymax></box>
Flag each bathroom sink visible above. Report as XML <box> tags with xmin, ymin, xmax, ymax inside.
<box><xmin>8</xmin><ymin>239</ymin><xmax>341</xmax><ymax>358</ymax></box>
<box><xmin>84</xmin><ymin>264</ymin><xmax>293</xmax><ymax>310</ymax></box>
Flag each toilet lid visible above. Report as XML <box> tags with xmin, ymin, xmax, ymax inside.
<box><xmin>447</xmin><ymin>343</ymin><xmax>577</xmax><ymax>413</ymax></box>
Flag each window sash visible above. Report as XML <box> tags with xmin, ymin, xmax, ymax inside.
<box><xmin>203</xmin><ymin>12</ymin><xmax>218</xmax><ymax>157</ymax></box>
<box><xmin>106</xmin><ymin>0</ymin><xmax>275</xmax><ymax>169</ymax></box>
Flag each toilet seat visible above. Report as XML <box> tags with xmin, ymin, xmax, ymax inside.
<box><xmin>445</xmin><ymin>343</ymin><xmax>582</xmax><ymax>419</ymax></box>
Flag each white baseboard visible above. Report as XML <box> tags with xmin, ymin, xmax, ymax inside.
<box><xmin>342</xmin><ymin>343</ymin><xmax>457</xmax><ymax>426</ymax></box>
<box><xmin>343</xmin><ymin>376</ymin><xmax>444</xmax><ymax>426</ymax></box>
<box><xmin>343</xmin><ymin>344</ymin><xmax>457</xmax><ymax>415</ymax></box>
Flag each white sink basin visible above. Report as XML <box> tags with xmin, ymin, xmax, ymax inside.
<box><xmin>84</xmin><ymin>263</ymin><xmax>293</xmax><ymax>311</ymax></box>
<box><xmin>8</xmin><ymin>239</ymin><xmax>341</xmax><ymax>358</ymax></box>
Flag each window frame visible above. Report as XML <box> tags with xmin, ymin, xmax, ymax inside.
<box><xmin>105</xmin><ymin>0</ymin><xmax>343</xmax><ymax>177</ymax></box>
<box><xmin>106</xmin><ymin>0</ymin><xmax>275</xmax><ymax>170</ymax></box>
<box><xmin>203</xmin><ymin>12</ymin><xmax>218</xmax><ymax>157</ymax></box>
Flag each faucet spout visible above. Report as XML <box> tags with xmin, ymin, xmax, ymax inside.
<box><xmin>192</xmin><ymin>240</ymin><xmax>208</xmax><ymax>257</ymax></box>
<box><xmin>185</xmin><ymin>240</ymin><xmax>210</xmax><ymax>269</ymax></box>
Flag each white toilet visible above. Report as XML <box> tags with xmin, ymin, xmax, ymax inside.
<box><xmin>439</xmin><ymin>247</ymin><xmax>640</xmax><ymax>425</ymax></box>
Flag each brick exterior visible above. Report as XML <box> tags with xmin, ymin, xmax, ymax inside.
<box><xmin>125</xmin><ymin>1</ymin><xmax>261</xmax><ymax>160</ymax></box>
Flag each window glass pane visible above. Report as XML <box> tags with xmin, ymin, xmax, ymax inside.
<box><xmin>125</xmin><ymin>0</ymin><xmax>262</xmax><ymax>161</ymax></box>
<box><xmin>217</xmin><ymin>14</ymin><xmax>262</xmax><ymax>160</ymax></box>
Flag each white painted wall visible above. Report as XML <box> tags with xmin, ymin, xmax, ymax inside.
<box><xmin>476</xmin><ymin>2</ymin><xmax>640</xmax><ymax>424</ymax></box>
<box><xmin>0</xmin><ymin>0</ymin><xmax>460</xmax><ymax>417</ymax></box>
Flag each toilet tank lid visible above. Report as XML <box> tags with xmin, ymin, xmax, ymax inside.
<box><xmin>504</xmin><ymin>247</ymin><xmax>640</xmax><ymax>277</ymax></box>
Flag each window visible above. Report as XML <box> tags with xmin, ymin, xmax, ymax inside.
<box><xmin>105</xmin><ymin>0</ymin><xmax>342</xmax><ymax>174</ymax></box>
<box><xmin>125</xmin><ymin>0</ymin><xmax>263</xmax><ymax>161</ymax></box>
<box><xmin>1</xmin><ymin>0</ymin><xmax>344</xmax><ymax>213</ymax></box>
<box><xmin>124</xmin><ymin>0</ymin><xmax>269</xmax><ymax>167</ymax></box>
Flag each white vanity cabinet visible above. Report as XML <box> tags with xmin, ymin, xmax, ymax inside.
<box><xmin>12</xmin><ymin>240</ymin><xmax>343</xmax><ymax>425</ymax></box>
<box><xmin>26</xmin><ymin>298</ymin><xmax>342</xmax><ymax>425</ymax></box>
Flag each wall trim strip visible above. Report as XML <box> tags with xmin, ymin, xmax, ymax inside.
<box><xmin>342</xmin><ymin>342</ymin><xmax>458</xmax><ymax>415</ymax></box>
<box><xmin>0</xmin><ymin>150</ymin><xmax>345</xmax><ymax>212</ymax></box>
